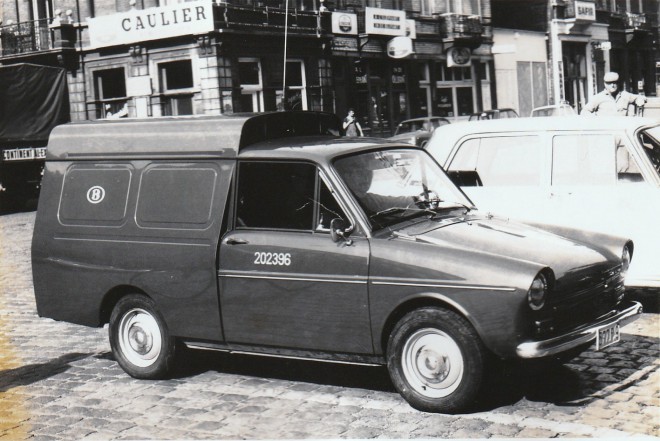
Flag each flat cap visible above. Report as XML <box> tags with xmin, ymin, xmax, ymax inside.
<box><xmin>604</xmin><ymin>72</ymin><xmax>619</xmax><ymax>83</ymax></box>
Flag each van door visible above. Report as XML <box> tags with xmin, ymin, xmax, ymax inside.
<box><xmin>218</xmin><ymin>161</ymin><xmax>373</xmax><ymax>354</ymax></box>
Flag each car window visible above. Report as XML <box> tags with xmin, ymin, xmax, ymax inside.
<box><xmin>236</xmin><ymin>161</ymin><xmax>348</xmax><ymax>232</ymax></box>
<box><xmin>615</xmin><ymin>137</ymin><xmax>644</xmax><ymax>183</ymax></box>
<box><xmin>640</xmin><ymin>128</ymin><xmax>660</xmax><ymax>178</ymax></box>
<box><xmin>335</xmin><ymin>149</ymin><xmax>470</xmax><ymax>230</ymax></box>
<box><xmin>448</xmin><ymin>136</ymin><xmax>543</xmax><ymax>186</ymax></box>
<box><xmin>552</xmin><ymin>135</ymin><xmax>616</xmax><ymax>185</ymax></box>
<box><xmin>317</xmin><ymin>177</ymin><xmax>348</xmax><ymax>231</ymax></box>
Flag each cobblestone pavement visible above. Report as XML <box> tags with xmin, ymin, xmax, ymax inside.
<box><xmin>1</xmin><ymin>211</ymin><xmax>658</xmax><ymax>440</ymax></box>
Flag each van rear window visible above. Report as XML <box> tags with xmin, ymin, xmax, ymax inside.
<box><xmin>59</xmin><ymin>167</ymin><xmax>131</xmax><ymax>225</ymax></box>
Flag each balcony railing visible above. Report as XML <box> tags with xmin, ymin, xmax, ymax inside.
<box><xmin>0</xmin><ymin>19</ymin><xmax>52</xmax><ymax>56</ymax></box>
<box><xmin>216</xmin><ymin>3</ymin><xmax>331</xmax><ymax>35</ymax></box>
<box><xmin>438</xmin><ymin>13</ymin><xmax>482</xmax><ymax>44</ymax></box>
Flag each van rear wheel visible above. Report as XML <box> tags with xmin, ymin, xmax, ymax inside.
<box><xmin>387</xmin><ymin>307</ymin><xmax>485</xmax><ymax>413</ymax></box>
<box><xmin>109</xmin><ymin>295</ymin><xmax>176</xmax><ymax>379</ymax></box>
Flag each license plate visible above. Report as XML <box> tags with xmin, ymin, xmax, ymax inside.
<box><xmin>596</xmin><ymin>322</ymin><xmax>620</xmax><ymax>350</ymax></box>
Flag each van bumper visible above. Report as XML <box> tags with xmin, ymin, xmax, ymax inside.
<box><xmin>516</xmin><ymin>301</ymin><xmax>643</xmax><ymax>359</ymax></box>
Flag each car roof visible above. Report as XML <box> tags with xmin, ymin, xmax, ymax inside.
<box><xmin>46</xmin><ymin>112</ymin><xmax>350</xmax><ymax>160</ymax></box>
<box><xmin>239</xmin><ymin>136</ymin><xmax>402</xmax><ymax>162</ymax></box>
<box><xmin>427</xmin><ymin>116</ymin><xmax>659</xmax><ymax>159</ymax></box>
<box><xmin>399</xmin><ymin>117</ymin><xmax>446</xmax><ymax>123</ymax></box>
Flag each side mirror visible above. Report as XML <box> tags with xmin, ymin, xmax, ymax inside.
<box><xmin>330</xmin><ymin>218</ymin><xmax>353</xmax><ymax>245</ymax></box>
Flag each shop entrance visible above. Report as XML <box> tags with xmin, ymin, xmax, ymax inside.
<box><xmin>562</xmin><ymin>42</ymin><xmax>588</xmax><ymax>112</ymax></box>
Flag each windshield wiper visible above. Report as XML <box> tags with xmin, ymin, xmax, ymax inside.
<box><xmin>429</xmin><ymin>201</ymin><xmax>473</xmax><ymax>217</ymax></box>
<box><xmin>369</xmin><ymin>206</ymin><xmax>435</xmax><ymax>222</ymax></box>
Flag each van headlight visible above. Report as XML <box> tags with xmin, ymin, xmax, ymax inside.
<box><xmin>621</xmin><ymin>246</ymin><xmax>632</xmax><ymax>278</ymax></box>
<box><xmin>527</xmin><ymin>273</ymin><xmax>547</xmax><ymax>311</ymax></box>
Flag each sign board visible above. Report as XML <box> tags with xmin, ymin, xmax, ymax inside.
<box><xmin>387</xmin><ymin>36</ymin><xmax>413</xmax><ymax>59</ymax></box>
<box><xmin>594</xmin><ymin>41</ymin><xmax>611</xmax><ymax>50</ymax></box>
<box><xmin>126</xmin><ymin>76</ymin><xmax>152</xmax><ymax>97</ymax></box>
<box><xmin>331</xmin><ymin>12</ymin><xmax>358</xmax><ymax>35</ymax></box>
<box><xmin>405</xmin><ymin>19</ymin><xmax>416</xmax><ymax>39</ymax></box>
<box><xmin>365</xmin><ymin>7</ymin><xmax>406</xmax><ymax>36</ymax></box>
<box><xmin>447</xmin><ymin>46</ymin><xmax>471</xmax><ymax>68</ymax></box>
<box><xmin>575</xmin><ymin>1</ymin><xmax>596</xmax><ymax>21</ymax></box>
<box><xmin>88</xmin><ymin>0</ymin><xmax>214</xmax><ymax>48</ymax></box>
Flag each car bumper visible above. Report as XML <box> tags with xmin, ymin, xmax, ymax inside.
<box><xmin>516</xmin><ymin>301</ymin><xmax>643</xmax><ymax>359</ymax></box>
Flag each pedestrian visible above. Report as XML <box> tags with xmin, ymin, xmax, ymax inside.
<box><xmin>343</xmin><ymin>109</ymin><xmax>364</xmax><ymax>137</ymax></box>
<box><xmin>581</xmin><ymin>71</ymin><xmax>646</xmax><ymax>116</ymax></box>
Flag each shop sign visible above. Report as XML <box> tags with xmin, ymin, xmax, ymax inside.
<box><xmin>387</xmin><ymin>36</ymin><xmax>413</xmax><ymax>59</ymax></box>
<box><xmin>405</xmin><ymin>19</ymin><xmax>416</xmax><ymax>39</ymax></box>
<box><xmin>392</xmin><ymin>66</ymin><xmax>405</xmax><ymax>84</ymax></box>
<box><xmin>88</xmin><ymin>0</ymin><xmax>214</xmax><ymax>48</ymax></box>
<box><xmin>575</xmin><ymin>1</ymin><xmax>596</xmax><ymax>21</ymax></box>
<box><xmin>365</xmin><ymin>7</ymin><xmax>406</xmax><ymax>36</ymax></box>
<box><xmin>447</xmin><ymin>46</ymin><xmax>471</xmax><ymax>68</ymax></box>
<box><xmin>331</xmin><ymin>12</ymin><xmax>358</xmax><ymax>35</ymax></box>
<box><xmin>594</xmin><ymin>41</ymin><xmax>611</xmax><ymax>50</ymax></box>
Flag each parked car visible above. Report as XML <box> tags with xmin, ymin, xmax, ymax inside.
<box><xmin>32</xmin><ymin>112</ymin><xmax>641</xmax><ymax>414</ymax></box>
<box><xmin>426</xmin><ymin>116</ymin><xmax>660</xmax><ymax>289</ymax></box>
<box><xmin>531</xmin><ymin>104</ymin><xmax>576</xmax><ymax>117</ymax></box>
<box><xmin>468</xmin><ymin>108</ymin><xmax>519</xmax><ymax>121</ymax></box>
<box><xmin>387</xmin><ymin>116</ymin><xmax>451</xmax><ymax>147</ymax></box>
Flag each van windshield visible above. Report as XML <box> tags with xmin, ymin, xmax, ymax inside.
<box><xmin>334</xmin><ymin>149</ymin><xmax>473</xmax><ymax>231</ymax></box>
<box><xmin>640</xmin><ymin>127</ymin><xmax>660</xmax><ymax>178</ymax></box>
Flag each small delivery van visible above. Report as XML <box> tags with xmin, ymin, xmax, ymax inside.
<box><xmin>32</xmin><ymin>111</ymin><xmax>641</xmax><ymax>413</ymax></box>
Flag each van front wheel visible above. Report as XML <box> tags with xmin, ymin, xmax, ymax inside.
<box><xmin>109</xmin><ymin>295</ymin><xmax>176</xmax><ymax>379</ymax></box>
<box><xmin>387</xmin><ymin>307</ymin><xmax>485</xmax><ymax>413</ymax></box>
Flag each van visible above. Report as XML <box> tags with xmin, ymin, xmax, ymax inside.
<box><xmin>33</xmin><ymin>111</ymin><xmax>641</xmax><ymax>413</ymax></box>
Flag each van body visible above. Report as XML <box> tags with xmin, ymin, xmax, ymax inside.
<box><xmin>32</xmin><ymin>112</ymin><xmax>641</xmax><ymax>413</ymax></box>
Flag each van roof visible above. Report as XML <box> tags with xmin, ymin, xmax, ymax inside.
<box><xmin>46</xmin><ymin>112</ymin><xmax>344</xmax><ymax>160</ymax></box>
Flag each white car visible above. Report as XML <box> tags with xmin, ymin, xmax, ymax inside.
<box><xmin>426</xmin><ymin>116</ymin><xmax>660</xmax><ymax>289</ymax></box>
<box><xmin>530</xmin><ymin>104</ymin><xmax>576</xmax><ymax>117</ymax></box>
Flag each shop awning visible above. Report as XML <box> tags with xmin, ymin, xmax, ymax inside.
<box><xmin>0</xmin><ymin>63</ymin><xmax>70</xmax><ymax>144</ymax></box>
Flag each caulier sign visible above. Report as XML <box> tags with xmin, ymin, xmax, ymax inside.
<box><xmin>88</xmin><ymin>0</ymin><xmax>214</xmax><ymax>48</ymax></box>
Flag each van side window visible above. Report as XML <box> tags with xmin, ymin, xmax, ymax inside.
<box><xmin>136</xmin><ymin>166</ymin><xmax>217</xmax><ymax>228</ymax></box>
<box><xmin>236</xmin><ymin>162</ymin><xmax>316</xmax><ymax>230</ymax></box>
<box><xmin>59</xmin><ymin>166</ymin><xmax>131</xmax><ymax>225</ymax></box>
<box><xmin>448</xmin><ymin>136</ymin><xmax>542</xmax><ymax>186</ymax></box>
<box><xmin>552</xmin><ymin>135</ymin><xmax>616</xmax><ymax>185</ymax></box>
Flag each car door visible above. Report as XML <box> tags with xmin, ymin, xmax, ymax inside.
<box><xmin>218</xmin><ymin>160</ymin><xmax>373</xmax><ymax>354</ymax></box>
<box><xmin>547</xmin><ymin>132</ymin><xmax>660</xmax><ymax>285</ymax></box>
<box><xmin>444</xmin><ymin>134</ymin><xmax>550</xmax><ymax>220</ymax></box>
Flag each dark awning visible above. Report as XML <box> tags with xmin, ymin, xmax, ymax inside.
<box><xmin>0</xmin><ymin>63</ymin><xmax>70</xmax><ymax>144</ymax></box>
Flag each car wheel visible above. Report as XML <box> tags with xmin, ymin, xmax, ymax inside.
<box><xmin>387</xmin><ymin>307</ymin><xmax>485</xmax><ymax>413</ymax></box>
<box><xmin>109</xmin><ymin>295</ymin><xmax>176</xmax><ymax>379</ymax></box>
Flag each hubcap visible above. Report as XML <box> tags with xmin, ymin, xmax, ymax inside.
<box><xmin>401</xmin><ymin>328</ymin><xmax>464</xmax><ymax>398</ymax></box>
<box><xmin>118</xmin><ymin>308</ymin><xmax>162</xmax><ymax>368</ymax></box>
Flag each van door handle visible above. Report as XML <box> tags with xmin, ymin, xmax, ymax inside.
<box><xmin>226</xmin><ymin>238</ymin><xmax>249</xmax><ymax>245</ymax></box>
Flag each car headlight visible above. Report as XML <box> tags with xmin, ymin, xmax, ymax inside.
<box><xmin>527</xmin><ymin>273</ymin><xmax>547</xmax><ymax>311</ymax></box>
<box><xmin>409</xmin><ymin>136</ymin><xmax>417</xmax><ymax>146</ymax></box>
<box><xmin>621</xmin><ymin>246</ymin><xmax>632</xmax><ymax>277</ymax></box>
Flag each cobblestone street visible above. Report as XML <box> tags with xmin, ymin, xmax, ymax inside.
<box><xmin>1</xmin><ymin>211</ymin><xmax>658</xmax><ymax>439</ymax></box>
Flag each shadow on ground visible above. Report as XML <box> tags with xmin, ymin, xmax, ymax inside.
<box><xmin>95</xmin><ymin>331</ymin><xmax>658</xmax><ymax>415</ymax></box>
<box><xmin>0</xmin><ymin>353</ymin><xmax>92</xmax><ymax>392</ymax></box>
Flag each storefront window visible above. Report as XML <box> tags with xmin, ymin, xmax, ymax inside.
<box><xmin>283</xmin><ymin>60</ymin><xmax>307</xmax><ymax>111</ymax></box>
<box><xmin>94</xmin><ymin>68</ymin><xmax>128</xmax><ymax>119</ymax></box>
<box><xmin>239</xmin><ymin>58</ymin><xmax>264</xmax><ymax>112</ymax></box>
<box><xmin>159</xmin><ymin>60</ymin><xmax>194</xmax><ymax>116</ymax></box>
<box><xmin>456</xmin><ymin>87</ymin><xmax>474</xmax><ymax>116</ymax></box>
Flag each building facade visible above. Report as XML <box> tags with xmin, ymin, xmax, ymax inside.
<box><xmin>1</xmin><ymin>0</ymin><xmax>495</xmax><ymax>136</ymax></box>
<box><xmin>492</xmin><ymin>0</ymin><xmax>659</xmax><ymax>114</ymax></box>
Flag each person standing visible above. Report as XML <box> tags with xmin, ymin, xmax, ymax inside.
<box><xmin>343</xmin><ymin>109</ymin><xmax>364</xmax><ymax>137</ymax></box>
<box><xmin>581</xmin><ymin>72</ymin><xmax>646</xmax><ymax>116</ymax></box>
